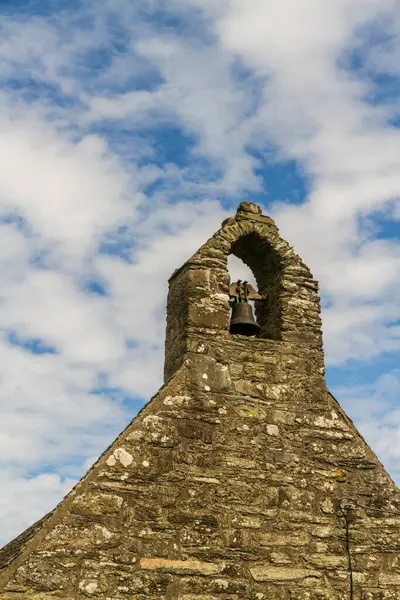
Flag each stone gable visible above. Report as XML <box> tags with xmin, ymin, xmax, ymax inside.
<box><xmin>0</xmin><ymin>202</ymin><xmax>399</xmax><ymax>600</ymax></box>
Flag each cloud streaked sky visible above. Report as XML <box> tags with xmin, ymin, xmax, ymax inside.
<box><xmin>0</xmin><ymin>0</ymin><xmax>400</xmax><ymax>545</ymax></box>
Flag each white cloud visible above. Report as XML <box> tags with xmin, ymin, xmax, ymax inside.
<box><xmin>0</xmin><ymin>470</ymin><xmax>76</xmax><ymax>544</ymax></box>
<box><xmin>0</xmin><ymin>118</ymin><xmax>133</xmax><ymax>256</ymax></box>
<box><xmin>334</xmin><ymin>370</ymin><xmax>400</xmax><ymax>483</ymax></box>
<box><xmin>0</xmin><ymin>336</ymin><xmax>125</xmax><ymax>464</ymax></box>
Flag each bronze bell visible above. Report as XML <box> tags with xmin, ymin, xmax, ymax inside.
<box><xmin>230</xmin><ymin>301</ymin><xmax>261</xmax><ymax>336</ymax></box>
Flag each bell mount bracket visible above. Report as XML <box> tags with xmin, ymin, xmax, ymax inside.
<box><xmin>229</xmin><ymin>280</ymin><xmax>266</xmax><ymax>305</ymax></box>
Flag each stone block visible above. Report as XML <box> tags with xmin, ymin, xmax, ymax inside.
<box><xmin>249</xmin><ymin>565</ymin><xmax>321</xmax><ymax>582</ymax></box>
<box><xmin>379</xmin><ymin>573</ymin><xmax>400</xmax><ymax>586</ymax></box>
<box><xmin>71</xmin><ymin>493</ymin><xmax>123</xmax><ymax>518</ymax></box>
<box><xmin>186</xmin><ymin>354</ymin><xmax>232</xmax><ymax>392</ymax></box>
<box><xmin>140</xmin><ymin>558</ymin><xmax>223</xmax><ymax>576</ymax></box>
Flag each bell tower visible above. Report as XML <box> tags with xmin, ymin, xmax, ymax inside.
<box><xmin>0</xmin><ymin>202</ymin><xmax>399</xmax><ymax>600</ymax></box>
<box><xmin>165</xmin><ymin>200</ymin><xmax>324</xmax><ymax>382</ymax></box>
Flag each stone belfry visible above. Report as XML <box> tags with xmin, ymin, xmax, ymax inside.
<box><xmin>0</xmin><ymin>202</ymin><xmax>399</xmax><ymax>600</ymax></box>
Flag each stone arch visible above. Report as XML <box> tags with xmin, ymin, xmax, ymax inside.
<box><xmin>229</xmin><ymin>231</ymin><xmax>283</xmax><ymax>340</ymax></box>
<box><xmin>205</xmin><ymin>210</ymin><xmax>296</xmax><ymax>341</ymax></box>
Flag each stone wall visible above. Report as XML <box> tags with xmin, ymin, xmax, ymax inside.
<box><xmin>0</xmin><ymin>202</ymin><xmax>399</xmax><ymax>600</ymax></box>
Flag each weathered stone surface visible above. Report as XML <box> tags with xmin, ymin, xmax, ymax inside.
<box><xmin>379</xmin><ymin>573</ymin><xmax>400</xmax><ymax>586</ymax></box>
<box><xmin>70</xmin><ymin>492</ymin><xmax>123</xmax><ymax>517</ymax></box>
<box><xmin>140</xmin><ymin>557</ymin><xmax>223</xmax><ymax>575</ymax></box>
<box><xmin>0</xmin><ymin>202</ymin><xmax>399</xmax><ymax>599</ymax></box>
<box><xmin>249</xmin><ymin>565</ymin><xmax>321</xmax><ymax>581</ymax></box>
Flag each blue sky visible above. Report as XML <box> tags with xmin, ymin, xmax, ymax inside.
<box><xmin>0</xmin><ymin>0</ymin><xmax>400</xmax><ymax>544</ymax></box>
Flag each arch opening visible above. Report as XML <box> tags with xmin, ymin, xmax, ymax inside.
<box><xmin>229</xmin><ymin>233</ymin><xmax>283</xmax><ymax>340</ymax></box>
<box><xmin>228</xmin><ymin>254</ymin><xmax>259</xmax><ymax>336</ymax></box>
